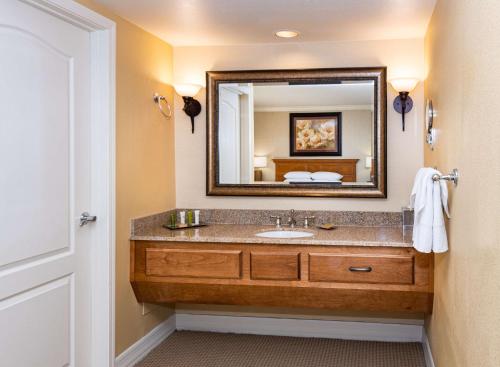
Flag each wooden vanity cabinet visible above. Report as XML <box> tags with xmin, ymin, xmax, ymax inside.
<box><xmin>130</xmin><ymin>241</ymin><xmax>434</xmax><ymax>314</ymax></box>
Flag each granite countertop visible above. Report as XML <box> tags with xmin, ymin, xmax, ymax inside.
<box><xmin>131</xmin><ymin>223</ymin><xmax>413</xmax><ymax>248</ymax></box>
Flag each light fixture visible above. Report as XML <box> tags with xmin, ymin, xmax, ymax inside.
<box><xmin>365</xmin><ymin>156</ymin><xmax>374</xmax><ymax>182</ymax></box>
<box><xmin>389</xmin><ymin>78</ymin><xmax>419</xmax><ymax>131</ymax></box>
<box><xmin>275</xmin><ymin>30</ymin><xmax>299</xmax><ymax>38</ymax></box>
<box><xmin>254</xmin><ymin>156</ymin><xmax>267</xmax><ymax>168</ymax></box>
<box><xmin>365</xmin><ymin>156</ymin><xmax>373</xmax><ymax>169</ymax></box>
<box><xmin>253</xmin><ymin>156</ymin><xmax>267</xmax><ymax>182</ymax></box>
<box><xmin>174</xmin><ymin>83</ymin><xmax>203</xmax><ymax>134</ymax></box>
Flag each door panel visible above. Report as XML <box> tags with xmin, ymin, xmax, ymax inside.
<box><xmin>0</xmin><ymin>277</ymin><xmax>72</xmax><ymax>366</ymax></box>
<box><xmin>0</xmin><ymin>27</ymin><xmax>72</xmax><ymax>268</ymax></box>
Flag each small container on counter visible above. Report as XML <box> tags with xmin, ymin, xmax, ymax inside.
<box><xmin>179</xmin><ymin>211</ymin><xmax>186</xmax><ymax>225</ymax></box>
<box><xmin>194</xmin><ymin>210</ymin><xmax>200</xmax><ymax>225</ymax></box>
<box><xmin>169</xmin><ymin>213</ymin><xmax>177</xmax><ymax>227</ymax></box>
<box><xmin>187</xmin><ymin>211</ymin><xmax>193</xmax><ymax>226</ymax></box>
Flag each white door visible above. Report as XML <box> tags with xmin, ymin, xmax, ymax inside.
<box><xmin>0</xmin><ymin>1</ymin><xmax>98</xmax><ymax>366</ymax></box>
<box><xmin>237</xmin><ymin>84</ymin><xmax>254</xmax><ymax>184</ymax></box>
<box><xmin>219</xmin><ymin>86</ymin><xmax>241</xmax><ymax>184</ymax></box>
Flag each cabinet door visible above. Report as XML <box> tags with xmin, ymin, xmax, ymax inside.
<box><xmin>146</xmin><ymin>249</ymin><xmax>242</xmax><ymax>279</ymax></box>
<box><xmin>309</xmin><ymin>254</ymin><xmax>414</xmax><ymax>284</ymax></box>
<box><xmin>250</xmin><ymin>252</ymin><xmax>300</xmax><ymax>280</ymax></box>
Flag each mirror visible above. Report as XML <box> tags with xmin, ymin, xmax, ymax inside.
<box><xmin>207</xmin><ymin>68</ymin><xmax>387</xmax><ymax>198</ymax></box>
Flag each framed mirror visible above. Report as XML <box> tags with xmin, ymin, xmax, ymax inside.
<box><xmin>206</xmin><ymin>68</ymin><xmax>387</xmax><ymax>198</ymax></box>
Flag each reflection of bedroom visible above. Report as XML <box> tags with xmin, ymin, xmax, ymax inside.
<box><xmin>254</xmin><ymin>110</ymin><xmax>373</xmax><ymax>182</ymax></box>
<box><xmin>217</xmin><ymin>82</ymin><xmax>375</xmax><ymax>185</ymax></box>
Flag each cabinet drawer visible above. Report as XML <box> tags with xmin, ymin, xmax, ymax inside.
<box><xmin>309</xmin><ymin>253</ymin><xmax>414</xmax><ymax>285</ymax></box>
<box><xmin>250</xmin><ymin>252</ymin><xmax>300</xmax><ymax>280</ymax></box>
<box><xmin>146</xmin><ymin>249</ymin><xmax>242</xmax><ymax>279</ymax></box>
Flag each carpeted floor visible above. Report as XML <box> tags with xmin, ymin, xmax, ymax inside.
<box><xmin>135</xmin><ymin>331</ymin><xmax>426</xmax><ymax>367</ymax></box>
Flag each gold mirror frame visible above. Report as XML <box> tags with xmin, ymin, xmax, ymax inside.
<box><xmin>206</xmin><ymin>67</ymin><xmax>387</xmax><ymax>198</ymax></box>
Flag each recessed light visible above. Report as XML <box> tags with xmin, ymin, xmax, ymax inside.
<box><xmin>275</xmin><ymin>30</ymin><xmax>299</xmax><ymax>38</ymax></box>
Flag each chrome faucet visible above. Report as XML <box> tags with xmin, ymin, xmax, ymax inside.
<box><xmin>270</xmin><ymin>215</ymin><xmax>282</xmax><ymax>228</ymax></box>
<box><xmin>303</xmin><ymin>215</ymin><xmax>315</xmax><ymax>228</ymax></box>
<box><xmin>287</xmin><ymin>209</ymin><xmax>297</xmax><ymax>228</ymax></box>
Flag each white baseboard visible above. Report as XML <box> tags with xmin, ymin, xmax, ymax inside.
<box><xmin>422</xmin><ymin>330</ymin><xmax>436</xmax><ymax>367</ymax></box>
<box><xmin>115</xmin><ymin>314</ymin><xmax>176</xmax><ymax>367</ymax></box>
<box><xmin>176</xmin><ymin>313</ymin><xmax>423</xmax><ymax>343</ymax></box>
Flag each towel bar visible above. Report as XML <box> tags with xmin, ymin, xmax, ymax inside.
<box><xmin>432</xmin><ymin>168</ymin><xmax>459</xmax><ymax>186</ymax></box>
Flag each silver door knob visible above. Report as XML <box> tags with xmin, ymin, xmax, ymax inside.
<box><xmin>80</xmin><ymin>212</ymin><xmax>97</xmax><ymax>226</ymax></box>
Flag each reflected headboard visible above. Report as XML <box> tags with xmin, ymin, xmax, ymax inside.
<box><xmin>273</xmin><ymin>158</ymin><xmax>359</xmax><ymax>182</ymax></box>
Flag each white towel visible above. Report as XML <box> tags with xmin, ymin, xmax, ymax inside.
<box><xmin>409</xmin><ymin>168</ymin><xmax>450</xmax><ymax>253</ymax></box>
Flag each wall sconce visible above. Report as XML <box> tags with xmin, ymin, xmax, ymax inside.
<box><xmin>174</xmin><ymin>83</ymin><xmax>202</xmax><ymax>134</ymax></box>
<box><xmin>253</xmin><ymin>156</ymin><xmax>267</xmax><ymax>182</ymax></box>
<box><xmin>389</xmin><ymin>78</ymin><xmax>419</xmax><ymax>131</ymax></box>
<box><xmin>365</xmin><ymin>156</ymin><xmax>373</xmax><ymax>169</ymax></box>
<box><xmin>365</xmin><ymin>156</ymin><xmax>374</xmax><ymax>182</ymax></box>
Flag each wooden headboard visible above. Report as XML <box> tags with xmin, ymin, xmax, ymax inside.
<box><xmin>273</xmin><ymin>158</ymin><xmax>359</xmax><ymax>182</ymax></box>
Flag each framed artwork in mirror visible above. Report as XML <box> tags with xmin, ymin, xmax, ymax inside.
<box><xmin>289</xmin><ymin>112</ymin><xmax>342</xmax><ymax>156</ymax></box>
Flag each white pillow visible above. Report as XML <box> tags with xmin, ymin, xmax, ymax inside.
<box><xmin>311</xmin><ymin>171</ymin><xmax>343</xmax><ymax>181</ymax></box>
<box><xmin>284</xmin><ymin>171</ymin><xmax>311</xmax><ymax>179</ymax></box>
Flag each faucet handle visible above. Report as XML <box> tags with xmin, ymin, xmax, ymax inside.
<box><xmin>303</xmin><ymin>216</ymin><xmax>316</xmax><ymax>228</ymax></box>
<box><xmin>270</xmin><ymin>215</ymin><xmax>282</xmax><ymax>228</ymax></box>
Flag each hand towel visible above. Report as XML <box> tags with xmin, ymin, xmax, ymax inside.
<box><xmin>409</xmin><ymin>168</ymin><xmax>450</xmax><ymax>253</ymax></box>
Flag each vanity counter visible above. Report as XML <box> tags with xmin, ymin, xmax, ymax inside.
<box><xmin>131</xmin><ymin>223</ymin><xmax>413</xmax><ymax>248</ymax></box>
<box><xmin>130</xmin><ymin>212</ymin><xmax>431</xmax><ymax>314</ymax></box>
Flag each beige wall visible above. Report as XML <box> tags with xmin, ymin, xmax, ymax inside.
<box><xmin>173</xmin><ymin>39</ymin><xmax>425</xmax><ymax>211</ymax></box>
<box><xmin>424</xmin><ymin>1</ymin><xmax>500</xmax><ymax>366</ymax></box>
<box><xmin>77</xmin><ymin>0</ymin><xmax>176</xmax><ymax>356</ymax></box>
<box><xmin>254</xmin><ymin>110</ymin><xmax>373</xmax><ymax>181</ymax></box>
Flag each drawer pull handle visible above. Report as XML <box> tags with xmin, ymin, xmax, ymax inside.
<box><xmin>349</xmin><ymin>266</ymin><xmax>372</xmax><ymax>272</ymax></box>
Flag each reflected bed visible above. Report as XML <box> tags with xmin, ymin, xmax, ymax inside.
<box><xmin>272</xmin><ymin>158</ymin><xmax>358</xmax><ymax>182</ymax></box>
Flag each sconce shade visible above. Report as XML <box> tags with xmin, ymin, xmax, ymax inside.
<box><xmin>389</xmin><ymin>78</ymin><xmax>419</xmax><ymax>92</ymax></box>
<box><xmin>174</xmin><ymin>83</ymin><xmax>202</xmax><ymax>97</ymax></box>
<box><xmin>254</xmin><ymin>156</ymin><xmax>268</xmax><ymax>168</ymax></box>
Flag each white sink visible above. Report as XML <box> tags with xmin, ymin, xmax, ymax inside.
<box><xmin>255</xmin><ymin>230</ymin><xmax>314</xmax><ymax>239</ymax></box>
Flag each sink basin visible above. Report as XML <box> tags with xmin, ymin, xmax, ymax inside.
<box><xmin>255</xmin><ymin>230</ymin><xmax>314</xmax><ymax>239</ymax></box>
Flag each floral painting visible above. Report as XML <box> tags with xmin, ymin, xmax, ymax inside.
<box><xmin>289</xmin><ymin>112</ymin><xmax>342</xmax><ymax>156</ymax></box>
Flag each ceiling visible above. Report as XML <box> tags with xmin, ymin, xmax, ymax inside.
<box><xmin>94</xmin><ymin>0</ymin><xmax>436</xmax><ymax>46</ymax></box>
<box><xmin>252</xmin><ymin>83</ymin><xmax>374</xmax><ymax>111</ymax></box>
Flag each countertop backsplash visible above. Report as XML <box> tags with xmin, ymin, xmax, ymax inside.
<box><xmin>131</xmin><ymin>209</ymin><xmax>405</xmax><ymax>236</ymax></box>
